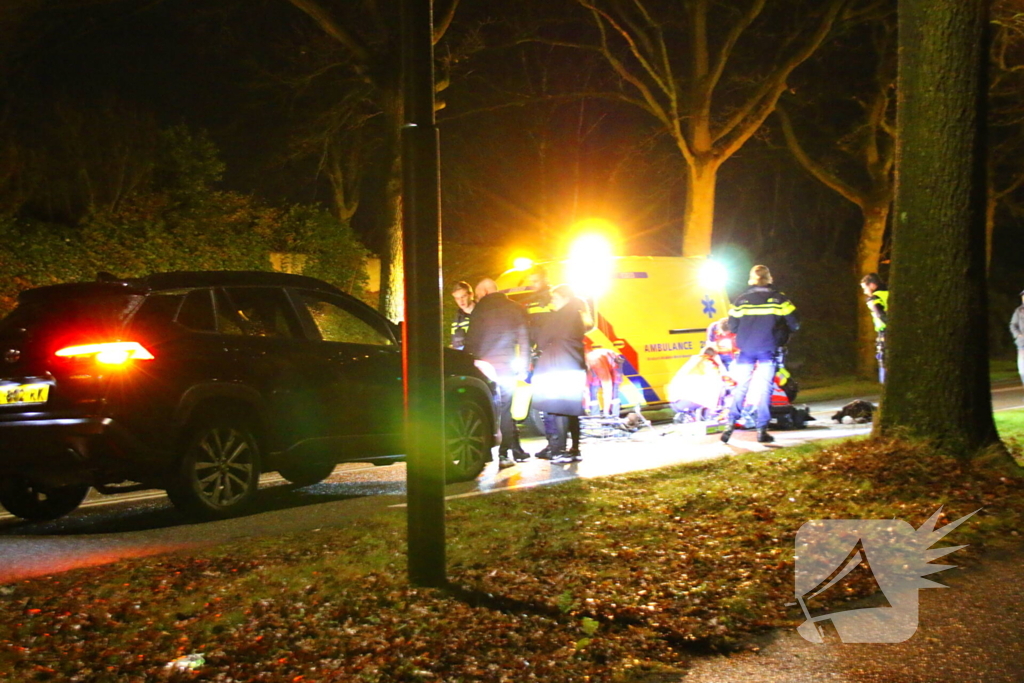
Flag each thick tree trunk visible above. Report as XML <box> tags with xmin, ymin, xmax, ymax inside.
<box><xmin>985</xmin><ymin>182</ymin><xmax>996</xmax><ymax>272</ymax></box>
<box><xmin>378</xmin><ymin>87</ymin><xmax>405</xmax><ymax>321</ymax></box>
<box><xmin>682</xmin><ymin>160</ymin><xmax>718</xmax><ymax>257</ymax></box>
<box><xmin>855</xmin><ymin>203</ymin><xmax>889</xmax><ymax>379</ymax></box>
<box><xmin>877</xmin><ymin>0</ymin><xmax>1000</xmax><ymax>456</ymax></box>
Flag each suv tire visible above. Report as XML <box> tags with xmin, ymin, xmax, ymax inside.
<box><xmin>0</xmin><ymin>476</ymin><xmax>89</xmax><ymax>521</ymax></box>
<box><xmin>446</xmin><ymin>398</ymin><xmax>490</xmax><ymax>483</ymax></box>
<box><xmin>278</xmin><ymin>460</ymin><xmax>336</xmax><ymax>487</ymax></box>
<box><xmin>168</xmin><ymin>415</ymin><xmax>262</xmax><ymax>520</ymax></box>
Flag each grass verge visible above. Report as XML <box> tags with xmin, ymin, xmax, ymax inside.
<box><xmin>1</xmin><ymin>417</ymin><xmax>1023</xmax><ymax>682</ymax></box>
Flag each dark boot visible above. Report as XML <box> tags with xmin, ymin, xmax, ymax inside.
<box><xmin>720</xmin><ymin>427</ymin><xmax>734</xmax><ymax>444</ymax></box>
<box><xmin>757</xmin><ymin>427</ymin><xmax>774</xmax><ymax>443</ymax></box>
<box><xmin>534</xmin><ymin>446</ymin><xmax>553</xmax><ymax>460</ymax></box>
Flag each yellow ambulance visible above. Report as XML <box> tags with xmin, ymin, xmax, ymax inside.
<box><xmin>495</xmin><ymin>253</ymin><xmax>731</xmax><ymax>410</ymax></box>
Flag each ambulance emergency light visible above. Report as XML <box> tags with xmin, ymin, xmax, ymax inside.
<box><xmin>512</xmin><ymin>256</ymin><xmax>534</xmax><ymax>271</ymax></box>
<box><xmin>698</xmin><ymin>258</ymin><xmax>728</xmax><ymax>291</ymax></box>
<box><xmin>567</xmin><ymin>233</ymin><xmax>615</xmax><ymax>299</ymax></box>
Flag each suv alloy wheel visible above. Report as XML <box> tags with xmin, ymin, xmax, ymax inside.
<box><xmin>168</xmin><ymin>415</ymin><xmax>262</xmax><ymax>519</ymax></box>
<box><xmin>445</xmin><ymin>398</ymin><xmax>489</xmax><ymax>482</ymax></box>
<box><xmin>0</xmin><ymin>476</ymin><xmax>90</xmax><ymax>521</ymax></box>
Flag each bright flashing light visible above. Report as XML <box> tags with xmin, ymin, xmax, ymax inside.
<box><xmin>55</xmin><ymin>341</ymin><xmax>155</xmax><ymax>366</ymax></box>
<box><xmin>512</xmin><ymin>256</ymin><xmax>534</xmax><ymax>272</ymax></box>
<box><xmin>567</xmin><ymin>234</ymin><xmax>615</xmax><ymax>299</ymax></box>
<box><xmin>698</xmin><ymin>259</ymin><xmax>728</xmax><ymax>291</ymax></box>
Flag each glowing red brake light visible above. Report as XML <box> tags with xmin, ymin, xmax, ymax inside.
<box><xmin>55</xmin><ymin>342</ymin><xmax>155</xmax><ymax>366</ymax></box>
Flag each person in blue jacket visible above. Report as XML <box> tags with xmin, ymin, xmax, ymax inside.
<box><xmin>721</xmin><ymin>265</ymin><xmax>800</xmax><ymax>444</ymax></box>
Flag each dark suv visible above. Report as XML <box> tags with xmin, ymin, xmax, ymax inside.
<box><xmin>0</xmin><ymin>271</ymin><xmax>495</xmax><ymax>521</ymax></box>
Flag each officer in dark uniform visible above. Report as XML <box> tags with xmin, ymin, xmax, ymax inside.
<box><xmin>449</xmin><ymin>281</ymin><xmax>475</xmax><ymax>350</ymax></box>
<box><xmin>860</xmin><ymin>273</ymin><xmax>889</xmax><ymax>383</ymax></box>
<box><xmin>721</xmin><ymin>265</ymin><xmax>799</xmax><ymax>444</ymax></box>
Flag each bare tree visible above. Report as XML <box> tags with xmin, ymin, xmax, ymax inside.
<box><xmin>775</xmin><ymin>19</ymin><xmax>895</xmax><ymax>378</ymax></box>
<box><xmin>878</xmin><ymin>0</ymin><xmax>1004</xmax><ymax>458</ymax></box>
<box><xmin>283</xmin><ymin>0</ymin><xmax>461</xmax><ymax>320</ymax></box>
<box><xmin>559</xmin><ymin>0</ymin><xmax>855</xmax><ymax>255</ymax></box>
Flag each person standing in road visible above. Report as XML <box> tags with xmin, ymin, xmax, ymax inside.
<box><xmin>532</xmin><ymin>284</ymin><xmax>588</xmax><ymax>463</ymax></box>
<box><xmin>721</xmin><ymin>265</ymin><xmax>799</xmax><ymax>445</ymax></box>
<box><xmin>1010</xmin><ymin>289</ymin><xmax>1024</xmax><ymax>388</ymax></box>
<box><xmin>449</xmin><ymin>281</ymin><xmax>475</xmax><ymax>350</ymax></box>
<box><xmin>523</xmin><ymin>266</ymin><xmax>561</xmax><ymax>459</ymax></box>
<box><xmin>463</xmin><ymin>278</ymin><xmax>531</xmax><ymax>469</ymax></box>
<box><xmin>861</xmin><ymin>273</ymin><xmax>889</xmax><ymax>383</ymax></box>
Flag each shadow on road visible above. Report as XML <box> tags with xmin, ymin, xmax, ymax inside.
<box><xmin>0</xmin><ymin>478</ymin><xmax>406</xmax><ymax>537</ymax></box>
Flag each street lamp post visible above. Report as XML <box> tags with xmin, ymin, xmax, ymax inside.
<box><xmin>401</xmin><ymin>0</ymin><xmax>447</xmax><ymax>587</ymax></box>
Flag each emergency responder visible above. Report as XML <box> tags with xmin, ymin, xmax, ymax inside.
<box><xmin>1010</xmin><ymin>288</ymin><xmax>1024</xmax><ymax>388</ymax></box>
<box><xmin>463</xmin><ymin>278</ymin><xmax>531</xmax><ymax>469</ymax></box>
<box><xmin>860</xmin><ymin>273</ymin><xmax>889</xmax><ymax>383</ymax></box>
<box><xmin>721</xmin><ymin>265</ymin><xmax>799</xmax><ymax>444</ymax></box>
<box><xmin>449</xmin><ymin>281</ymin><xmax>475</xmax><ymax>350</ymax></box>
<box><xmin>532</xmin><ymin>284</ymin><xmax>588</xmax><ymax>463</ymax></box>
<box><xmin>705</xmin><ymin>317</ymin><xmax>738</xmax><ymax>371</ymax></box>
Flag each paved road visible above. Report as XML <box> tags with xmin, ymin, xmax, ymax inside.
<box><xmin>0</xmin><ymin>384</ymin><xmax>1021</xmax><ymax>583</ymax></box>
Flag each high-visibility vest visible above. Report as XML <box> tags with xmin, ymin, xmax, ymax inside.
<box><xmin>867</xmin><ymin>290</ymin><xmax>889</xmax><ymax>333</ymax></box>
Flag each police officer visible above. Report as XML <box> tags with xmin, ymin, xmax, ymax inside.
<box><xmin>449</xmin><ymin>281</ymin><xmax>475</xmax><ymax>350</ymax></box>
<box><xmin>860</xmin><ymin>273</ymin><xmax>889</xmax><ymax>383</ymax></box>
<box><xmin>721</xmin><ymin>265</ymin><xmax>799</xmax><ymax>444</ymax></box>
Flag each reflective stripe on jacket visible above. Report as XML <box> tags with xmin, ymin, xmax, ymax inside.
<box><xmin>450</xmin><ymin>309</ymin><xmax>471</xmax><ymax>350</ymax></box>
<box><xmin>727</xmin><ymin>285</ymin><xmax>799</xmax><ymax>356</ymax></box>
<box><xmin>867</xmin><ymin>290</ymin><xmax>889</xmax><ymax>333</ymax></box>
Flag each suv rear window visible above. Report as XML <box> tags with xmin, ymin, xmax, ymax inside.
<box><xmin>0</xmin><ymin>294</ymin><xmax>144</xmax><ymax>343</ymax></box>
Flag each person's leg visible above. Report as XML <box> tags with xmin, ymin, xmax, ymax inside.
<box><xmin>726</xmin><ymin>358</ymin><xmax>755</xmax><ymax>424</ymax></box>
<box><xmin>751</xmin><ymin>359</ymin><xmax>777</xmax><ymax>432</ymax></box>
<box><xmin>1017</xmin><ymin>347</ymin><xmax>1024</xmax><ymax>388</ymax></box>
<box><xmin>568</xmin><ymin>416</ymin><xmax>581</xmax><ymax>456</ymax></box>
<box><xmin>549</xmin><ymin>414</ymin><xmax>573</xmax><ymax>462</ymax></box>
<box><xmin>496</xmin><ymin>378</ymin><xmax>516</xmax><ymax>467</ymax></box>
<box><xmin>721</xmin><ymin>357</ymin><xmax>755</xmax><ymax>443</ymax></box>
<box><xmin>877</xmin><ymin>338</ymin><xmax>887</xmax><ymax>384</ymax></box>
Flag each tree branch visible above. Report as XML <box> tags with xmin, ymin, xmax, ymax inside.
<box><xmin>713</xmin><ymin>0</ymin><xmax>847</xmax><ymax>152</ymax></box>
<box><xmin>776</xmin><ymin>105</ymin><xmax>866</xmax><ymax>208</ymax></box>
<box><xmin>286</xmin><ymin>0</ymin><xmax>371</xmax><ymax>66</ymax></box>
<box><xmin>706</xmin><ymin>0</ymin><xmax>766</xmax><ymax>95</ymax></box>
<box><xmin>433</xmin><ymin>0</ymin><xmax>461</xmax><ymax>44</ymax></box>
<box><xmin>578</xmin><ymin>0</ymin><xmax>672</xmax><ymax>99</ymax></box>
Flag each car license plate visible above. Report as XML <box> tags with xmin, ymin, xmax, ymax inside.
<box><xmin>0</xmin><ymin>383</ymin><xmax>50</xmax><ymax>405</ymax></box>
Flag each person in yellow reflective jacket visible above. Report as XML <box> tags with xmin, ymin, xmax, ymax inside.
<box><xmin>721</xmin><ymin>265</ymin><xmax>799</xmax><ymax>444</ymax></box>
<box><xmin>449</xmin><ymin>281</ymin><xmax>475</xmax><ymax>350</ymax></box>
<box><xmin>860</xmin><ymin>273</ymin><xmax>889</xmax><ymax>384</ymax></box>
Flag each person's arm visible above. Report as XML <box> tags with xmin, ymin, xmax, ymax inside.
<box><xmin>463</xmin><ymin>312</ymin><xmax>479</xmax><ymax>357</ymax></box>
<box><xmin>1012</xmin><ymin>308</ymin><xmax>1023</xmax><ymax>341</ymax></box>
<box><xmin>782</xmin><ymin>295</ymin><xmax>800</xmax><ymax>333</ymax></box>
<box><xmin>869</xmin><ymin>300</ymin><xmax>887</xmax><ymax>326</ymax></box>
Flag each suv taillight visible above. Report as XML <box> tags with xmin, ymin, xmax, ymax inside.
<box><xmin>55</xmin><ymin>341</ymin><xmax>155</xmax><ymax>366</ymax></box>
